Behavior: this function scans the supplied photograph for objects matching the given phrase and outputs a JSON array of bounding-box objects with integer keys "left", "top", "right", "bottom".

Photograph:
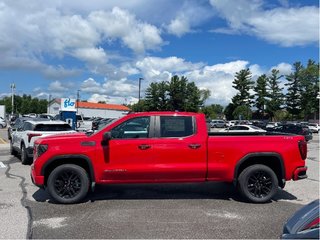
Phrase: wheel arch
[
  {"left": 41, "top": 155, "right": 96, "bottom": 190},
  {"left": 233, "top": 152, "right": 286, "bottom": 188}
]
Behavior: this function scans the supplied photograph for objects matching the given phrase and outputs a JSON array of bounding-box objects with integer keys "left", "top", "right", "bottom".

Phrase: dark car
[
  {"left": 282, "top": 199, "right": 319, "bottom": 239},
  {"left": 268, "top": 124, "right": 313, "bottom": 142}
]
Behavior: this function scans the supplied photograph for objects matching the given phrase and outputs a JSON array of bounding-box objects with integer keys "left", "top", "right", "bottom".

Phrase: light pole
[
  {"left": 138, "top": 77, "right": 143, "bottom": 102},
  {"left": 77, "top": 90, "right": 80, "bottom": 114},
  {"left": 10, "top": 83, "right": 15, "bottom": 115}
]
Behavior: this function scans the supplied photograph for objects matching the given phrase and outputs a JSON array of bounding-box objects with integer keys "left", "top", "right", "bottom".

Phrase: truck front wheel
[
  {"left": 237, "top": 164, "right": 278, "bottom": 203},
  {"left": 47, "top": 164, "right": 90, "bottom": 204}
]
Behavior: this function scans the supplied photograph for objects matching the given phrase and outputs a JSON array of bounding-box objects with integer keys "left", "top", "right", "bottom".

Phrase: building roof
[{"left": 54, "top": 99, "right": 130, "bottom": 111}]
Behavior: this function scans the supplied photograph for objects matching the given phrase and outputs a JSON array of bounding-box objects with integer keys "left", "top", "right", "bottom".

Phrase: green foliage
[
  {"left": 273, "top": 110, "right": 289, "bottom": 121},
  {"left": 233, "top": 105, "right": 252, "bottom": 120},
  {"left": 254, "top": 74, "right": 268, "bottom": 116},
  {"left": 231, "top": 68, "right": 255, "bottom": 107},
  {"left": 224, "top": 103, "right": 236, "bottom": 120},
  {"left": 285, "top": 62, "right": 303, "bottom": 119},
  {"left": 0, "top": 95, "right": 48, "bottom": 114},
  {"left": 139, "top": 75, "right": 207, "bottom": 112},
  {"left": 266, "top": 69, "right": 284, "bottom": 120},
  {"left": 201, "top": 104, "right": 224, "bottom": 119}
]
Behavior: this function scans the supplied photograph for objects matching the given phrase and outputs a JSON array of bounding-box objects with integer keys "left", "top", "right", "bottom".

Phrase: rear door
[{"left": 152, "top": 115, "right": 207, "bottom": 181}]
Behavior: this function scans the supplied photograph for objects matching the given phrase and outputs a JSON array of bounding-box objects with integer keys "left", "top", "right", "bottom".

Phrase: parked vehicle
[
  {"left": 210, "top": 119, "right": 226, "bottom": 128},
  {"left": 7, "top": 117, "right": 33, "bottom": 140},
  {"left": 281, "top": 199, "right": 319, "bottom": 239},
  {"left": 220, "top": 125, "right": 266, "bottom": 133},
  {"left": 11, "top": 120, "right": 75, "bottom": 164},
  {"left": 270, "top": 124, "right": 313, "bottom": 142},
  {"left": 308, "top": 123, "right": 319, "bottom": 133},
  {"left": 266, "top": 122, "right": 279, "bottom": 129},
  {"left": 76, "top": 114, "right": 93, "bottom": 132},
  {"left": 0, "top": 117, "right": 7, "bottom": 129},
  {"left": 226, "top": 120, "right": 237, "bottom": 127},
  {"left": 31, "top": 112, "right": 308, "bottom": 204}
]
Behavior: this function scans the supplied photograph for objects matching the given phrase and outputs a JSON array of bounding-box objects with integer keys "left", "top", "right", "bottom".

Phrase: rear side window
[
  {"left": 160, "top": 116, "right": 194, "bottom": 138},
  {"left": 34, "top": 124, "right": 72, "bottom": 131}
]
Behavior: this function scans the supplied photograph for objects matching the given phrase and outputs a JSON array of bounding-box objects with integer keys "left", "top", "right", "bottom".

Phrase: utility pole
[
  {"left": 48, "top": 94, "right": 52, "bottom": 114},
  {"left": 10, "top": 83, "right": 15, "bottom": 115},
  {"left": 138, "top": 77, "right": 143, "bottom": 102}
]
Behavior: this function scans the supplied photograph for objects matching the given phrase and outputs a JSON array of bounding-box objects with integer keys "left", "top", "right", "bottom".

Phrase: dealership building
[{"left": 48, "top": 98, "right": 130, "bottom": 118}]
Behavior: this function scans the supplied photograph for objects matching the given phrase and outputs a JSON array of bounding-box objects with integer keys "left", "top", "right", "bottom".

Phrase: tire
[
  {"left": 47, "top": 164, "right": 90, "bottom": 204},
  {"left": 237, "top": 164, "right": 278, "bottom": 203},
  {"left": 20, "top": 143, "right": 31, "bottom": 165},
  {"left": 10, "top": 140, "right": 17, "bottom": 156},
  {"left": 0, "top": 124, "right": 3, "bottom": 129}
]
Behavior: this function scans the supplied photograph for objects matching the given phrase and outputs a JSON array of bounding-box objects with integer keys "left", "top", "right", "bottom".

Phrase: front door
[{"left": 100, "top": 116, "right": 156, "bottom": 182}]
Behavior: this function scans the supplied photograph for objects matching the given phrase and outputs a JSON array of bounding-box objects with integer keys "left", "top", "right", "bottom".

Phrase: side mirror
[{"left": 102, "top": 131, "right": 112, "bottom": 146}]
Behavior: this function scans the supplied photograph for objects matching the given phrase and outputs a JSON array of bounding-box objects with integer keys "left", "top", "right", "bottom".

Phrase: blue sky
[{"left": 0, "top": 0, "right": 318, "bottom": 106}]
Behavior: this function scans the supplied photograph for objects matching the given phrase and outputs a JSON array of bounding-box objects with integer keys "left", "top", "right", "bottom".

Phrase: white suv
[
  {"left": 10, "top": 120, "right": 75, "bottom": 164},
  {"left": 0, "top": 117, "right": 7, "bottom": 129}
]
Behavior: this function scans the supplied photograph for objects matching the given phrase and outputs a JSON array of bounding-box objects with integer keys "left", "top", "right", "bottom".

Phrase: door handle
[
  {"left": 189, "top": 144, "right": 201, "bottom": 149},
  {"left": 138, "top": 144, "right": 151, "bottom": 150}
]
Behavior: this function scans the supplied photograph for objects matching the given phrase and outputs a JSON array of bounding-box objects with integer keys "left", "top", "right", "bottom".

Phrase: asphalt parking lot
[{"left": 0, "top": 128, "right": 319, "bottom": 239}]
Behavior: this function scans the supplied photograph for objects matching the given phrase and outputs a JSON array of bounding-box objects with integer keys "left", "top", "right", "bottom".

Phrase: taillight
[
  {"left": 27, "top": 133, "right": 42, "bottom": 143},
  {"left": 302, "top": 217, "right": 319, "bottom": 231},
  {"left": 298, "top": 140, "right": 307, "bottom": 160}
]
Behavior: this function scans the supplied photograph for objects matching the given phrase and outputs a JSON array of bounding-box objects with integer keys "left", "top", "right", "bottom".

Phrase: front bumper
[
  {"left": 292, "top": 166, "right": 308, "bottom": 181},
  {"left": 31, "top": 164, "right": 45, "bottom": 188}
]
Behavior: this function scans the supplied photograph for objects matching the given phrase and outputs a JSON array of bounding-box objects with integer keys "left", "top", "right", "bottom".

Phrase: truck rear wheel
[
  {"left": 238, "top": 164, "right": 278, "bottom": 203},
  {"left": 47, "top": 164, "right": 89, "bottom": 204}
]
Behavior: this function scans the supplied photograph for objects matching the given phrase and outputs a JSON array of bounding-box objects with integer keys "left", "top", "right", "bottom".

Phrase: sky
[{"left": 0, "top": 0, "right": 319, "bottom": 106}]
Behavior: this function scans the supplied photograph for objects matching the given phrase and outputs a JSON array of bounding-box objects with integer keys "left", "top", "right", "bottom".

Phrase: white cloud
[
  {"left": 210, "top": 0, "right": 319, "bottom": 47},
  {"left": 88, "top": 7, "right": 163, "bottom": 53},
  {"left": 72, "top": 47, "right": 107, "bottom": 65},
  {"left": 269, "top": 62, "right": 292, "bottom": 75},
  {"left": 81, "top": 78, "right": 107, "bottom": 94},
  {"left": 48, "top": 81, "right": 66, "bottom": 92},
  {"left": 87, "top": 93, "right": 109, "bottom": 103},
  {"left": 167, "top": 16, "right": 191, "bottom": 37}
]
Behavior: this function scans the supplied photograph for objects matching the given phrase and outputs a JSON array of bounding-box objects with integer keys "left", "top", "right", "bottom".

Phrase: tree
[
  {"left": 266, "top": 69, "right": 284, "bottom": 120},
  {"left": 299, "top": 60, "right": 319, "bottom": 120},
  {"left": 0, "top": 95, "right": 48, "bottom": 114},
  {"left": 231, "top": 69, "right": 255, "bottom": 107},
  {"left": 144, "top": 75, "right": 204, "bottom": 112},
  {"left": 201, "top": 104, "right": 224, "bottom": 119},
  {"left": 254, "top": 74, "right": 268, "bottom": 118},
  {"left": 233, "top": 105, "right": 252, "bottom": 120},
  {"left": 224, "top": 103, "right": 236, "bottom": 120},
  {"left": 285, "top": 62, "right": 303, "bottom": 119}
]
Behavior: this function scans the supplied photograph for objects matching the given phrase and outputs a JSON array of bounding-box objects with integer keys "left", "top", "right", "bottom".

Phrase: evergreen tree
[
  {"left": 254, "top": 74, "right": 268, "bottom": 117},
  {"left": 285, "top": 62, "right": 303, "bottom": 119},
  {"left": 231, "top": 69, "right": 254, "bottom": 107},
  {"left": 266, "top": 69, "right": 284, "bottom": 120},
  {"left": 300, "top": 60, "right": 319, "bottom": 120}
]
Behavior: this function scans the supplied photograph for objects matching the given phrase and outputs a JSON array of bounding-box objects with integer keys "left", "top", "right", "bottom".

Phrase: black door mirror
[{"left": 102, "top": 131, "right": 112, "bottom": 146}]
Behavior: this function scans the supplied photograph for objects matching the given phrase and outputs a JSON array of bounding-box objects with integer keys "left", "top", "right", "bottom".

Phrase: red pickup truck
[{"left": 31, "top": 112, "right": 308, "bottom": 204}]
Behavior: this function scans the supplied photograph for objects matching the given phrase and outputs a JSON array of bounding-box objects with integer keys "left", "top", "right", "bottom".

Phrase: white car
[
  {"left": 10, "top": 120, "right": 76, "bottom": 164},
  {"left": 0, "top": 117, "right": 7, "bottom": 129},
  {"left": 220, "top": 125, "right": 267, "bottom": 133},
  {"left": 308, "top": 123, "right": 319, "bottom": 133}
]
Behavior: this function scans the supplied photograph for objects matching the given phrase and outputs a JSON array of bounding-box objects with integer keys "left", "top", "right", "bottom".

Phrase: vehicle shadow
[{"left": 32, "top": 182, "right": 299, "bottom": 204}]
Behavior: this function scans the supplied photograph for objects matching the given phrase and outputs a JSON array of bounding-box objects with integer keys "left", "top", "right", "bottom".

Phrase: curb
[{"left": 0, "top": 143, "right": 10, "bottom": 150}]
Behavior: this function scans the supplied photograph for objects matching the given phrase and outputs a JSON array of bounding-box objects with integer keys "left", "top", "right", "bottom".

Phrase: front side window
[
  {"left": 160, "top": 116, "right": 194, "bottom": 138},
  {"left": 111, "top": 117, "right": 150, "bottom": 139}
]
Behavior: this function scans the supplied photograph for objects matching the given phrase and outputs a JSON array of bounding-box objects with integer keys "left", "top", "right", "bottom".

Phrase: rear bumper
[
  {"left": 31, "top": 164, "right": 45, "bottom": 188},
  {"left": 292, "top": 166, "right": 308, "bottom": 181}
]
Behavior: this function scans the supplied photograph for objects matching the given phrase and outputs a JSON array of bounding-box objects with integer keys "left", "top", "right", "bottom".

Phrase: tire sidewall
[
  {"left": 21, "top": 143, "right": 29, "bottom": 165},
  {"left": 238, "top": 164, "right": 278, "bottom": 203},
  {"left": 47, "top": 164, "right": 90, "bottom": 204}
]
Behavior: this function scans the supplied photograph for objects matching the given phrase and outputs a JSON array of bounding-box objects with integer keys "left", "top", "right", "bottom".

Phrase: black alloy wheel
[
  {"left": 238, "top": 164, "right": 278, "bottom": 203},
  {"left": 47, "top": 164, "right": 89, "bottom": 204}
]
